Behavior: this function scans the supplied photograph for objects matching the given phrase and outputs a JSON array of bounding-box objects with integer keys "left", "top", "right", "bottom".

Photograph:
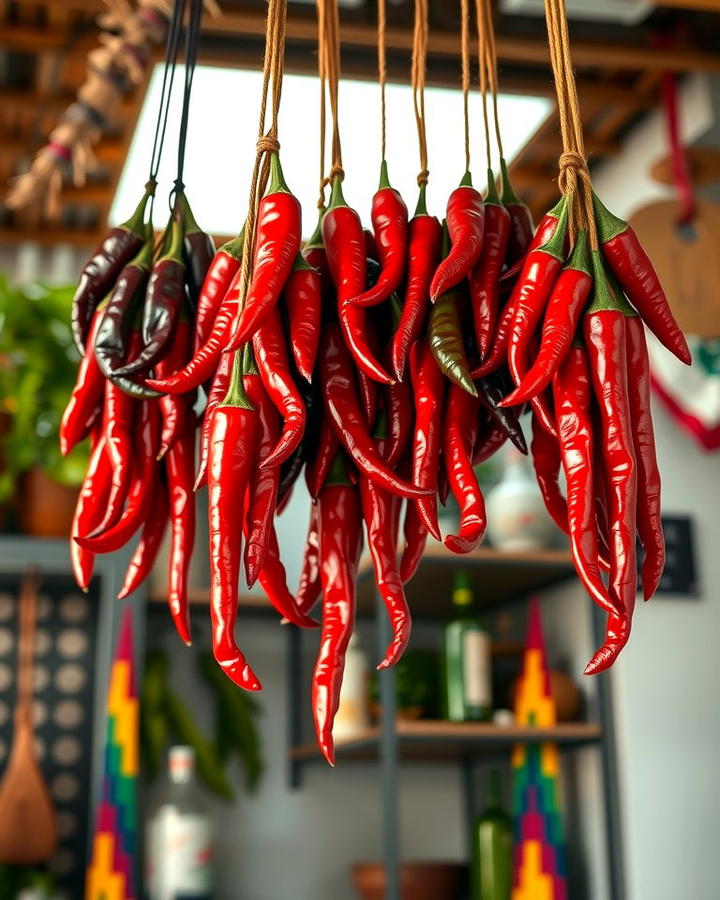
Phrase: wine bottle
[{"left": 471, "top": 770, "right": 513, "bottom": 900}]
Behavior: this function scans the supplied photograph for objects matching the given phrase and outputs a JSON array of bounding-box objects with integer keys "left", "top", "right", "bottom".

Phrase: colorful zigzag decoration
[
  {"left": 511, "top": 597, "right": 568, "bottom": 900},
  {"left": 85, "top": 606, "right": 139, "bottom": 900}
]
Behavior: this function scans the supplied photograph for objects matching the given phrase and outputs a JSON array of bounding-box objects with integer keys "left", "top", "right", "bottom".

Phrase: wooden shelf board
[
  {"left": 357, "top": 545, "right": 576, "bottom": 618},
  {"left": 290, "top": 720, "right": 602, "bottom": 763}
]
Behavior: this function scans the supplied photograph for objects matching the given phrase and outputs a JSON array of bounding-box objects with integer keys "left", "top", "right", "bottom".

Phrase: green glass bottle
[
  {"left": 442, "top": 571, "right": 492, "bottom": 722},
  {"left": 471, "top": 770, "right": 513, "bottom": 900}
]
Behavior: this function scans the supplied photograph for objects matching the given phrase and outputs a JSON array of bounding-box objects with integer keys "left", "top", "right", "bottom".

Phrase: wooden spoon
[{"left": 0, "top": 570, "right": 57, "bottom": 864}]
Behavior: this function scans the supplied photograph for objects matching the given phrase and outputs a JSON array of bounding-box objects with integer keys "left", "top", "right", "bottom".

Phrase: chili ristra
[{"left": 430, "top": 173, "right": 485, "bottom": 300}]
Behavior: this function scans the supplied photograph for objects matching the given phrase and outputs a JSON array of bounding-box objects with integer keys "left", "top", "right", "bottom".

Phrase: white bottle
[
  {"left": 145, "top": 746, "right": 214, "bottom": 900},
  {"left": 333, "top": 633, "right": 370, "bottom": 740}
]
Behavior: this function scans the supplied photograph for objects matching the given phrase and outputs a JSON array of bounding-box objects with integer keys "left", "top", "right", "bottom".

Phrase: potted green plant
[{"left": 0, "top": 273, "right": 89, "bottom": 536}]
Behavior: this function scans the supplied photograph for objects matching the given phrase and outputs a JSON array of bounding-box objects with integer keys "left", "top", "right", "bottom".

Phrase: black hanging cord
[{"left": 173, "top": 0, "right": 203, "bottom": 203}]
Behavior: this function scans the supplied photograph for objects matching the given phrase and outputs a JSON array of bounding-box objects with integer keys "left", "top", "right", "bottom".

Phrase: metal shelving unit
[{"left": 286, "top": 547, "right": 625, "bottom": 900}]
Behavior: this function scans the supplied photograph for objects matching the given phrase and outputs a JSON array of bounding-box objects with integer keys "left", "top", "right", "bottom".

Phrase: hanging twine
[
  {"left": 324, "top": 0, "right": 344, "bottom": 183},
  {"left": 544, "top": 0, "right": 596, "bottom": 245},
  {"left": 411, "top": 0, "right": 430, "bottom": 186},
  {"left": 474, "top": 0, "right": 492, "bottom": 171},
  {"left": 315, "top": 0, "right": 328, "bottom": 209},
  {"left": 460, "top": 0, "right": 471, "bottom": 176},
  {"left": 378, "top": 0, "right": 387, "bottom": 162},
  {"left": 479, "top": 0, "right": 504, "bottom": 162}
]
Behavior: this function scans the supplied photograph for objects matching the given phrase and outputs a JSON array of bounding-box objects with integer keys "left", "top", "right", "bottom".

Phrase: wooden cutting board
[{"left": 629, "top": 199, "right": 720, "bottom": 339}]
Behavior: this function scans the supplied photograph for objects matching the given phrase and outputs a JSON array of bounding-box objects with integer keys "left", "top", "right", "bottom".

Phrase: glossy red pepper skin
[
  {"left": 502, "top": 232, "right": 592, "bottom": 407},
  {"left": 593, "top": 193, "right": 691, "bottom": 365},
  {"left": 165, "top": 410, "right": 197, "bottom": 646},
  {"left": 253, "top": 305, "right": 307, "bottom": 468},
  {"left": 349, "top": 167, "right": 408, "bottom": 307},
  {"left": 471, "top": 293, "right": 517, "bottom": 378},
  {"left": 530, "top": 414, "right": 568, "bottom": 534},
  {"left": 305, "top": 416, "right": 340, "bottom": 500},
  {"left": 469, "top": 201, "right": 511, "bottom": 360},
  {"left": 194, "top": 352, "right": 231, "bottom": 491},
  {"left": 296, "top": 502, "right": 322, "bottom": 616},
  {"left": 70, "top": 434, "right": 113, "bottom": 591},
  {"left": 60, "top": 307, "right": 105, "bottom": 456},
  {"left": 243, "top": 372, "right": 281, "bottom": 587},
  {"left": 193, "top": 235, "right": 243, "bottom": 351},
  {"left": 443, "top": 385, "right": 486, "bottom": 554},
  {"left": 500, "top": 200, "right": 564, "bottom": 288},
  {"left": 229, "top": 159, "right": 302, "bottom": 350},
  {"left": 283, "top": 257, "right": 322, "bottom": 382},
  {"left": 383, "top": 373, "right": 413, "bottom": 469},
  {"left": 319, "top": 325, "right": 429, "bottom": 500},
  {"left": 409, "top": 340, "right": 445, "bottom": 541},
  {"left": 430, "top": 182, "right": 485, "bottom": 300},
  {"left": 207, "top": 400, "right": 262, "bottom": 691},
  {"left": 625, "top": 317, "right": 664, "bottom": 601},
  {"left": 553, "top": 345, "right": 618, "bottom": 619},
  {"left": 312, "top": 479, "right": 363, "bottom": 765},
  {"left": 391, "top": 211, "right": 442, "bottom": 380},
  {"left": 302, "top": 241, "right": 334, "bottom": 301},
  {"left": 255, "top": 524, "right": 318, "bottom": 628},
  {"left": 505, "top": 201, "right": 535, "bottom": 265},
  {"left": 76, "top": 400, "right": 161, "bottom": 553},
  {"left": 155, "top": 318, "right": 194, "bottom": 458},
  {"left": 583, "top": 309, "right": 638, "bottom": 674},
  {"left": 360, "top": 473, "right": 411, "bottom": 669},
  {"left": 472, "top": 416, "right": 507, "bottom": 465},
  {"left": 400, "top": 498, "right": 428, "bottom": 584},
  {"left": 117, "top": 478, "right": 169, "bottom": 600}
]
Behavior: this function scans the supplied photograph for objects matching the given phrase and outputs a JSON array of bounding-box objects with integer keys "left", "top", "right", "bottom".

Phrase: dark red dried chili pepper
[
  {"left": 72, "top": 189, "right": 150, "bottom": 353},
  {"left": 409, "top": 339, "right": 444, "bottom": 541},
  {"left": 430, "top": 173, "right": 485, "bottom": 300},
  {"left": 469, "top": 177, "right": 511, "bottom": 360},
  {"left": 207, "top": 353, "right": 261, "bottom": 691},
  {"left": 165, "top": 409, "right": 197, "bottom": 646},
  {"left": 391, "top": 190, "right": 442, "bottom": 380},
  {"left": 349, "top": 162, "right": 408, "bottom": 307},
  {"left": 552, "top": 343, "right": 618, "bottom": 619},
  {"left": 193, "top": 232, "right": 244, "bottom": 351},
  {"left": 253, "top": 305, "right": 306, "bottom": 468},
  {"left": 312, "top": 456, "right": 363, "bottom": 765},
  {"left": 228, "top": 155, "right": 302, "bottom": 350},
  {"left": 283, "top": 254, "right": 321, "bottom": 382},
  {"left": 500, "top": 160, "right": 534, "bottom": 265},
  {"left": 472, "top": 414, "right": 508, "bottom": 465},
  {"left": 180, "top": 192, "right": 215, "bottom": 307},
  {"left": 477, "top": 369, "right": 528, "bottom": 455},
  {"left": 502, "top": 229, "right": 592, "bottom": 406},
  {"left": 360, "top": 471, "right": 410, "bottom": 669},
  {"left": 60, "top": 306, "right": 105, "bottom": 456},
  {"left": 593, "top": 192, "right": 691, "bottom": 365},
  {"left": 443, "top": 385, "right": 486, "bottom": 554},
  {"left": 319, "top": 325, "right": 429, "bottom": 500},
  {"left": 625, "top": 316, "right": 665, "bottom": 601},
  {"left": 117, "top": 477, "right": 169, "bottom": 600}
]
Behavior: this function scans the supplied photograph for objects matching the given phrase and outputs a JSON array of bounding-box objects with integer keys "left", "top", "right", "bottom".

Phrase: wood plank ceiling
[{"left": 1, "top": 0, "right": 719, "bottom": 247}]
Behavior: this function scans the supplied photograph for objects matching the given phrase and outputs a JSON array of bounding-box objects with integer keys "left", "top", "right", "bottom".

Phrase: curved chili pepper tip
[{"left": 221, "top": 662, "right": 263, "bottom": 692}]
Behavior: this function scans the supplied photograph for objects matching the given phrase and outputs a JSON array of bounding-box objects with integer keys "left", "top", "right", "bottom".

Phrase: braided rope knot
[
  {"left": 329, "top": 164, "right": 345, "bottom": 183},
  {"left": 417, "top": 168, "right": 429, "bottom": 187},
  {"left": 257, "top": 135, "right": 280, "bottom": 155},
  {"left": 558, "top": 150, "right": 591, "bottom": 196}
]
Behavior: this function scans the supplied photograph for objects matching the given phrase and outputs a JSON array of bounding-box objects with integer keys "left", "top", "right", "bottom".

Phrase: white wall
[{"left": 591, "top": 74, "right": 720, "bottom": 900}]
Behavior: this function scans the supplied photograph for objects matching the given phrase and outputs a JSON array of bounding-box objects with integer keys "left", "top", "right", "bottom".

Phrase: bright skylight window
[{"left": 110, "top": 66, "right": 552, "bottom": 236}]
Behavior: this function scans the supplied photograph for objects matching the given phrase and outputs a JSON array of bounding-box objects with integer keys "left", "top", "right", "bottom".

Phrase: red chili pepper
[
  {"left": 348, "top": 162, "right": 408, "bottom": 307},
  {"left": 356, "top": 317, "right": 382, "bottom": 426},
  {"left": 399, "top": 498, "right": 428, "bottom": 584},
  {"left": 283, "top": 255, "right": 321, "bottom": 382},
  {"left": 382, "top": 371, "right": 413, "bottom": 470},
  {"left": 296, "top": 502, "right": 321, "bottom": 616},
  {"left": 499, "top": 196, "right": 566, "bottom": 288},
  {"left": 500, "top": 161, "right": 534, "bottom": 265},
  {"left": 165, "top": 409, "right": 197, "bottom": 646},
  {"left": 70, "top": 433, "right": 112, "bottom": 591},
  {"left": 472, "top": 415, "right": 508, "bottom": 465},
  {"left": 552, "top": 344, "right": 618, "bottom": 619},
  {"left": 154, "top": 317, "right": 194, "bottom": 458},
  {"left": 60, "top": 306, "right": 106, "bottom": 456},
  {"left": 529, "top": 414, "right": 568, "bottom": 535},
  {"left": 252, "top": 306, "right": 306, "bottom": 468},
  {"left": 430, "top": 174, "right": 485, "bottom": 300},
  {"left": 117, "top": 477, "right": 169, "bottom": 600},
  {"left": 251, "top": 519, "right": 318, "bottom": 628},
  {"left": 468, "top": 180, "right": 511, "bottom": 360},
  {"left": 502, "top": 230, "right": 592, "bottom": 407},
  {"left": 305, "top": 415, "right": 340, "bottom": 501},
  {"left": 227, "top": 156, "right": 302, "bottom": 350},
  {"left": 360, "top": 471, "right": 411, "bottom": 669},
  {"left": 470, "top": 293, "right": 517, "bottom": 378},
  {"left": 193, "top": 233, "right": 244, "bottom": 351},
  {"left": 312, "top": 458, "right": 363, "bottom": 765},
  {"left": 409, "top": 340, "right": 445, "bottom": 541},
  {"left": 593, "top": 192, "right": 691, "bottom": 365},
  {"left": 302, "top": 218, "right": 334, "bottom": 300},
  {"left": 443, "top": 384, "right": 486, "bottom": 553},
  {"left": 243, "top": 370, "right": 281, "bottom": 586},
  {"left": 320, "top": 325, "right": 429, "bottom": 500},
  {"left": 207, "top": 354, "right": 261, "bottom": 691},
  {"left": 194, "top": 352, "right": 231, "bottom": 491},
  {"left": 390, "top": 192, "right": 442, "bottom": 380},
  {"left": 76, "top": 400, "right": 161, "bottom": 554},
  {"left": 625, "top": 317, "right": 665, "bottom": 600}
]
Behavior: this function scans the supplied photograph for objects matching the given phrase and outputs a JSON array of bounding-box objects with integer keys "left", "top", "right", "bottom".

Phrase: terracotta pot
[
  {"left": 351, "top": 862, "right": 463, "bottom": 900},
  {"left": 18, "top": 469, "right": 78, "bottom": 538}
]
